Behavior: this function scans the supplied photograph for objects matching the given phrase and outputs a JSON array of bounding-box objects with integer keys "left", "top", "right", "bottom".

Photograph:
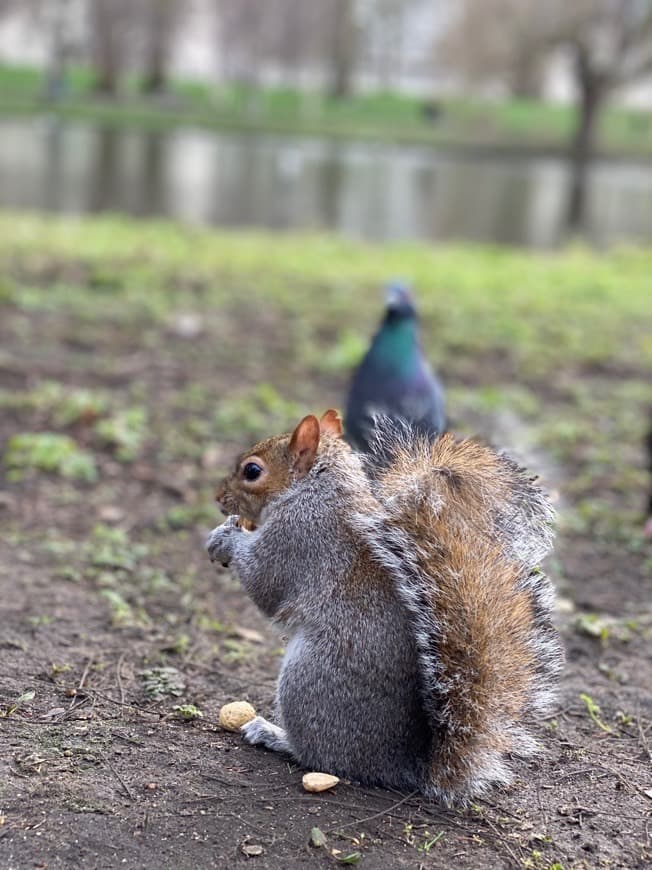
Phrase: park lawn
[
  {"left": 0, "top": 211, "right": 650, "bottom": 868},
  {"left": 2, "top": 62, "right": 652, "bottom": 157}
]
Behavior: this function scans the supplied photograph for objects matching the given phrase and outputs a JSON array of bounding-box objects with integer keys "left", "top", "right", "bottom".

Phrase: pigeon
[
  {"left": 345, "top": 282, "right": 446, "bottom": 454},
  {"left": 644, "top": 418, "right": 652, "bottom": 538}
]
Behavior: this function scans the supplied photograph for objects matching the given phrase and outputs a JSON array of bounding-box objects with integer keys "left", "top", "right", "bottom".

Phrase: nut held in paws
[
  {"left": 302, "top": 772, "right": 340, "bottom": 792},
  {"left": 218, "top": 701, "right": 257, "bottom": 732}
]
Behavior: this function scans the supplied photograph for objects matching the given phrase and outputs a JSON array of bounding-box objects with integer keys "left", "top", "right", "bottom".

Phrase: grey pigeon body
[
  {"left": 345, "top": 283, "right": 446, "bottom": 453},
  {"left": 645, "top": 417, "right": 652, "bottom": 537}
]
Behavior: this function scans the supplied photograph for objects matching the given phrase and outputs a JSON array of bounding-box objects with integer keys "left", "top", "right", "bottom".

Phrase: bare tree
[
  {"left": 141, "top": 0, "right": 179, "bottom": 94},
  {"left": 556, "top": 1, "right": 652, "bottom": 162},
  {"left": 215, "top": 0, "right": 265, "bottom": 87},
  {"left": 88, "top": 0, "right": 134, "bottom": 95},
  {"left": 329, "top": 0, "right": 358, "bottom": 98},
  {"left": 44, "top": 0, "right": 73, "bottom": 101},
  {"left": 437, "top": 0, "right": 549, "bottom": 99},
  {"left": 439, "top": 0, "right": 652, "bottom": 162}
]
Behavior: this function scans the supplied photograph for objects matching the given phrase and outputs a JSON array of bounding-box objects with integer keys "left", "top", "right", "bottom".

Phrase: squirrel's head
[{"left": 215, "top": 409, "right": 344, "bottom": 527}]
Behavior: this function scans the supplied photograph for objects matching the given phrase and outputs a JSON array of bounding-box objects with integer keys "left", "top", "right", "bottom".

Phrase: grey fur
[{"left": 241, "top": 716, "right": 292, "bottom": 753}]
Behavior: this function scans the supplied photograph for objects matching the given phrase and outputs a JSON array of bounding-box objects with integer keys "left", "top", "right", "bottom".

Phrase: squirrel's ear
[
  {"left": 319, "top": 409, "right": 343, "bottom": 438},
  {"left": 289, "top": 415, "right": 321, "bottom": 479}
]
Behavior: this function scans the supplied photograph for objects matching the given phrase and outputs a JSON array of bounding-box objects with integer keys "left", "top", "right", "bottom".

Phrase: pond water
[{"left": 1, "top": 116, "right": 652, "bottom": 248}]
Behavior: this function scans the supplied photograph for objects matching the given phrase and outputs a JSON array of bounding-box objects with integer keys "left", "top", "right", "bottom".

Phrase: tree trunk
[
  {"left": 566, "top": 54, "right": 607, "bottom": 232},
  {"left": 571, "top": 61, "right": 605, "bottom": 164},
  {"left": 329, "top": 0, "right": 356, "bottom": 99},
  {"left": 511, "top": 49, "right": 542, "bottom": 100},
  {"left": 142, "top": 0, "right": 176, "bottom": 95},
  {"left": 90, "top": 0, "right": 120, "bottom": 96}
]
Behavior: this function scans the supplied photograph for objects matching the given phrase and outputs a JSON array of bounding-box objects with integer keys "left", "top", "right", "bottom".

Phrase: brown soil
[{"left": 1, "top": 300, "right": 651, "bottom": 870}]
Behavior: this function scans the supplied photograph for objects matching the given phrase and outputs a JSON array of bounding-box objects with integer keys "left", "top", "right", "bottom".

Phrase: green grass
[
  {"left": 1, "top": 62, "right": 652, "bottom": 156},
  {"left": 1, "top": 210, "right": 650, "bottom": 542},
  {"left": 1, "top": 210, "right": 650, "bottom": 376}
]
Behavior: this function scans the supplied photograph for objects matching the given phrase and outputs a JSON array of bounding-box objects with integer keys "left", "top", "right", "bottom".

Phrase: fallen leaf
[
  {"left": 241, "top": 843, "right": 264, "bottom": 857},
  {"left": 335, "top": 852, "right": 361, "bottom": 864},
  {"left": 310, "top": 827, "right": 328, "bottom": 848},
  {"left": 230, "top": 626, "right": 265, "bottom": 644}
]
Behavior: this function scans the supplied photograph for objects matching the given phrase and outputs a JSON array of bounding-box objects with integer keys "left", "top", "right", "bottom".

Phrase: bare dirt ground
[{"left": 1, "top": 266, "right": 651, "bottom": 869}]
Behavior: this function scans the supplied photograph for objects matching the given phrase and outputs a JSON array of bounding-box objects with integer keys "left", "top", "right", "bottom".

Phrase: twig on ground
[
  {"left": 69, "top": 657, "right": 93, "bottom": 710},
  {"left": 116, "top": 651, "right": 126, "bottom": 707},
  {"left": 89, "top": 689, "right": 161, "bottom": 717},
  {"left": 99, "top": 751, "right": 135, "bottom": 801},
  {"left": 329, "top": 790, "right": 419, "bottom": 832},
  {"left": 482, "top": 815, "right": 525, "bottom": 867}
]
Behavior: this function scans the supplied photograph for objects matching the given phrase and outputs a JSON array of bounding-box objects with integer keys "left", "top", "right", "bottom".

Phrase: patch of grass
[
  {"left": 140, "top": 666, "right": 186, "bottom": 700},
  {"left": 4, "top": 432, "right": 97, "bottom": 482},
  {"left": 95, "top": 406, "right": 148, "bottom": 461},
  {"left": 0, "top": 689, "right": 35, "bottom": 717},
  {"left": 172, "top": 704, "right": 204, "bottom": 720},
  {"left": 1, "top": 212, "right": 650, "bottom": 383},
  {"left": 579, "top": 693, "right": 614, "bottom": 734},
  {"left": 99, "top": 588, "right": 147, "bottom": 629},
  {"left": 215, "top": 384, "right": 303, "bottom": 440},
  {"left": 163, "top": 501, "right": 217, "bottom": 531},
  {"left": 1, "top": 63, "right": 652, "bottom": 157},
  {"left": 0, "top": 381, "right": 109, "bottom": 425},
  {"left": 1, "top": 211, "right": 651, "bottom": 549}
]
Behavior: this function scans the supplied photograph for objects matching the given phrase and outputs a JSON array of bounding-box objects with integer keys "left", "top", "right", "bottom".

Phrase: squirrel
[{"left": 207, "top": 409, "right": 563, "bottom": 804}]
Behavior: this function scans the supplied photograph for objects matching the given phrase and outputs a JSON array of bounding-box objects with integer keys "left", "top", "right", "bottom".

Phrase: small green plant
[
  {"left": 29, "top": 381, "right": 109, "bottom": 426},
  {"left": 53, "top": 387, "right": 109, "bottom": 426},
  {"left": 95, "top": 407, "right": 147, "bottom": 461},
  {"left": 0, "top": 689, "right": 35, "bottom": 717},
  {"left": 222, "top": 638, "right": 252, "bottom": 664},
  {"left": 99, "top": 588, "right": 148, "bottom": 628},
  {"left": 172, "top": 704, "right": 204, "bottom": 720},
  {"left": 580, "top": 692, "right": 613, "bottom": 734},
  {"left": 4, "top": 432, "right": 97, "bottom": 481},
  {"left": 89, "top": 525, "right": 144, "bottom": 572},
  {"left": 140, "top": 666, "right": 186, "bottom": 700},
  {"left": 310, "top": 827, "right": 328, "bottom": 848},
  {"left": 418, "top": 831, "right": 444, "bottom": 852},
  {"left": 335, "top": 853, "right": 361, "bottom": 865},
  {"left": 575, "top": 613, "right": 610, "bottom": 642}
]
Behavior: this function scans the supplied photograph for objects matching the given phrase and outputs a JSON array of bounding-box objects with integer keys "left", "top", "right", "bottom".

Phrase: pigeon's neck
[{"left": 374, "top": 316, "right": 420, "bottom": 378}]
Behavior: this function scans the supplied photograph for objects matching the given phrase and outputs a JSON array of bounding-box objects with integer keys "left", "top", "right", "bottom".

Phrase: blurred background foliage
[
  {"left": 1, "top": 1, "right": 652, "bottom": 244},
  {"left": 0, "top": 2, "right": 651, "bottom": 540}
]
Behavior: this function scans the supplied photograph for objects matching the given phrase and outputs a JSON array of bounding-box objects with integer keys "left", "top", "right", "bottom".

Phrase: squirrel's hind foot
[{"left": 241, "top": 716, "right": 291, "bottom": 754}]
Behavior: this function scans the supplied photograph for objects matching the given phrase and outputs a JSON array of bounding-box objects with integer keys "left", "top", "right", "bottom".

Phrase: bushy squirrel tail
[{"left": 361, "top": 424, "right": 563, "bottom": 804}]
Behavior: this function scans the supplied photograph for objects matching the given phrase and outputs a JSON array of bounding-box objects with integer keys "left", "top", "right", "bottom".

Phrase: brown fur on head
[{"left": 215, "top": 409, "right": 344, "bottom": 527}]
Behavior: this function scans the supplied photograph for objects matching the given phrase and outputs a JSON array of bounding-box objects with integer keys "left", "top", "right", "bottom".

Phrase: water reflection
[{"left": 1, "top": 116, "right": 652, "bottom": 248}]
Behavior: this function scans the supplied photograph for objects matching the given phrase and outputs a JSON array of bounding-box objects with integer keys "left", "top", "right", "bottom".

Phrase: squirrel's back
[{"left": 359, "top": 425, "right": 563, "bottom": 803}]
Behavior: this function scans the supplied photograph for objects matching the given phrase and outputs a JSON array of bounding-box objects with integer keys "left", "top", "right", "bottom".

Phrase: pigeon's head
[{"left": 385, "top": 282, "right": 417, "bottom": 322}]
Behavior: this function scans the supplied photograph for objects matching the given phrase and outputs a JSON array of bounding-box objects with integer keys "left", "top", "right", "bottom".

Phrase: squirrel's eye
[{"left": 242, "top": 462, "right": 262, "bottom": 481}]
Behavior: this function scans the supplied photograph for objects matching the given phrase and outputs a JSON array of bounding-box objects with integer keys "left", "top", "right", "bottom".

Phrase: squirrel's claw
[{"left": 206, "top": 515, "right": 241, "bottom": 566}]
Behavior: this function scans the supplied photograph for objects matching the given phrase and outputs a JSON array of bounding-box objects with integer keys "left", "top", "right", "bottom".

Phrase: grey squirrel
[{"left": 207, "top": 409, "right": 563, "bottom": 804}]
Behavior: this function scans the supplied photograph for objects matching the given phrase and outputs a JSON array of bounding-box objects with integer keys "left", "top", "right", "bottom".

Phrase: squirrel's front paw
[{"left": 206, "top": 515, "right": 241, "bottom": 567}]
